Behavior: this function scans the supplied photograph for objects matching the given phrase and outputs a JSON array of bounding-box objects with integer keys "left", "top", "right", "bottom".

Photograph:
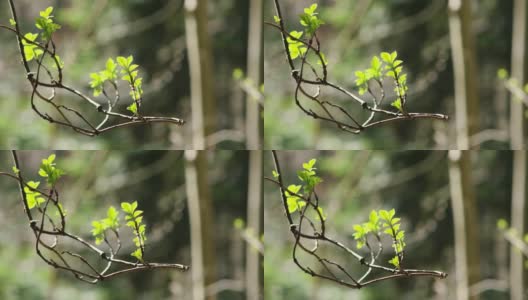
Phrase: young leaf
[
  {"left": 380, "top": 52, "right": 391, "bottom": 63},
  {"left": 40, "top": 7, "right": 53, "bottom": 18},
  {"left": 391, "top": 99, "right": 403, "bottom": 112},
  {"left": 389, "top": 256, "right": 400, "bottom": 268},
  {"left": 127, "top": 103, "right": 138, "bottom": 115}
]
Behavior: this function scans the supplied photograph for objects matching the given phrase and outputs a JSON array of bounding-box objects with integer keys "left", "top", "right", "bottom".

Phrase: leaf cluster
[
  {"left": 352, "top": 209, "right": 406, "bottom": 268},
  {"left": 20, "top": 7, "right": 63, "bottom": 66},
  {"left": 20, "top": 154, "right": 65, "bottom": 214},
  {"left": 35, "top": 6, "right": 61, "bottom": 41},
  {"left": 122, "top": 201, "right": 147, "bottom": 261},
  {"left": 280, "top": 159, "right": 325, "bottom": 221},
  {"left": 118, "top": 56, "right": 143, "bottom": 115},
  {"left": 91, "top": 206, "right": 120, "bottom": 245},
  {"left": 355, "top": 51, "right": 408, "bottom": 112},
  {"left": 89, "top": 56, "right": 143, "bottom": 115},
  {"left": 299, "top": 4, "right": 324, "bottom": 36},
  {"left": 281, "top": 4, "right": 327, "bottom": 66},
  {"left": 38, "top": 154, "right": 65, "bottom": 186},
  {"left": 91, "top": 201, "right": 147, "bottom": 261}
]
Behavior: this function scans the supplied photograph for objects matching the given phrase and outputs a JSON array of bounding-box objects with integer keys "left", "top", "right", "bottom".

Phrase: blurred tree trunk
[
  {"left": 448, "top": 150, "right": 480, "bottom": 300},
  {"left": 246, "top": 150, "right": 263, "bottom": 299},
  {"left": 185, "top": 150, "right": 216, "bottom": 300},
  {"left": 448, "top": 0, "right": 479, "bottom": 149},
  {"left": 185, "top": 0, "right": 216, "bottom": 149},
  {"left": 510, "top": 1, "right": 526, "bottom": 298},
  {"left": 510, "top": 0, "right": 526, "bottom": 150},
  {"left": 246, "top": 0, "right": 263, "bottom": 149},
  {"left": 510, "top": 151, "right": 526, "bottom": 300}
]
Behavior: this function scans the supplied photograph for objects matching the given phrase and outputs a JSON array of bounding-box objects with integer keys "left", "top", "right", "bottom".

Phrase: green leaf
[
  {"left": 116, "top": 56, "right": 128, "bottom": 68},
  {"left": 91, "top": 220, "right": 106, "bottom": 245},
  {"left": 273, "top": 15, "right": 281, "bottom": 23},
  {"left": 371, "top": 56, "right": 381, "bottom": 71},
  {"left": 25, "top": 181, "right": 45, "bottom": 209},
  {"left": 388, "top": 209, "right": 396, "bottom": 219},
  {"left": 23, "top": 33, "right": 39, "bottom": 43},
  {"left": 305, "top": 4, "right": 318, "bottom": 15},
  {"left": 390, "top": 51, "right": 397, "bottom": 62},
  {"left": 38, "top": 154, "right": 65, "bottom": 186},
  {"left": 315, "top": 206, "right": 326, "bottom": 221},
  {"left": 40, "top": 7, "right": 53, "bottom": 18},
  {"left": 389, "top": 256, "right": 400, "bottom": 268},
  {"left": 391, "top": 99, "right": 403, "bottom": 112},
  {"left": 286, "top": 197, "right": 299, "bottom": 213},
  {"left": 272, "top": 170, "right": 279, "bottom": 179},
  {"left": 379, "top": 210, "right": 390, "bottom": 220},
  {"left": 12, "top": 166, "right": 20, "bottom": 174},
  {"left": 131, "top": 248, "right": 143, "bottom": 261},
  {"left": 380, "top": 52, "right": 391, "bottom": 63},
  {"left": 285, "top": 185, "right": 302, "bottom": 197},
  {"left": 9, "top": 18, "right": 16, "bottom": 26},
  {"left": 303, "top": 158, "right": 316, "bottom": 171},
  {"left": 317, "top": 52, "right": 328, "bottom": 66},
  {"left": 127, "top": 102, "right": 138, "bottom": 115},
  {"left": 121, "top": 202, "right": 132, "bottom": 213},
  {"left": 105, "top": 58, "right": 117, "bottom": 80},
  {"left": 52, "top": 54, "right": 64, "bottom": 69}
]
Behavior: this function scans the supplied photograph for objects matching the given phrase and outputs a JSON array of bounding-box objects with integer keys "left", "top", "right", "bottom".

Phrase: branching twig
[
  {"left": 1, "top": 151, "right": 189, "bottom": 284},
  {"left": 268, "top": 0, "right": 448, "bottom": 134},
  {"left": 266, "top": 151, "right": 447, "bottom": 289},
  {"left": 1, "top": 1, "right": 184, "bottom": 137}
]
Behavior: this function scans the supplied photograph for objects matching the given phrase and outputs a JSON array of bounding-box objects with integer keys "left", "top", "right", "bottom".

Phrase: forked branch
[
  {"left": 265, "top": 150, "right": 446, "bottom": 288},
  {"left": 0, "top": 151, "right": 189, "bottom": 284},
  {"left": 0, "top": 1, "right": 184, "bottom": 137},
  {"left": 268, "top": 1, "right": 448, "bottom": 134}
]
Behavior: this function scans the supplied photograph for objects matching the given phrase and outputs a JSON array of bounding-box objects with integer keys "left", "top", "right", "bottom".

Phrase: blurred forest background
[
  {"left": 264, "top": 150, "right": 526, "bottom": 300},
  {"left": 264, "top": 0, "right": 527, "bottom": 150},
  {"left": 0, "top": 0, "right": 263, "bottom": 149},
  {"left": 0, "top": 150, "right": 263, "bottom": 300}
]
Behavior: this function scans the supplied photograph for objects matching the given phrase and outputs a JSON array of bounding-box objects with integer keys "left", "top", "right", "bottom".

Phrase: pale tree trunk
[
  {"left": 510, "top": 151, "right": 526, "bottom": 300},
  {"left": 246, "top": 150, "right": 263, "bottom": 300},
  {"left": 185, "top": 150, "right": 216, "bottom": 300},
  {"left": 510, "top": 0, "right": 526, "bottom": 150},
  {"left": 246, "top": 0, "right": 263, "bottom": 149},
  {"left": 448, "top": 0, "right": 479, "bottom": 149},
  {"left": 510, "top": 1, "right": 526, "bottom": 298},
  {"left": 448, "top": 150, "right": 480, "bottom": 300},
  {"left": 447, "top": 3, "right": 481, "bottom": 297},
  {"left": 185, "top": 0, "right": 216, "bottom": 149}
]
